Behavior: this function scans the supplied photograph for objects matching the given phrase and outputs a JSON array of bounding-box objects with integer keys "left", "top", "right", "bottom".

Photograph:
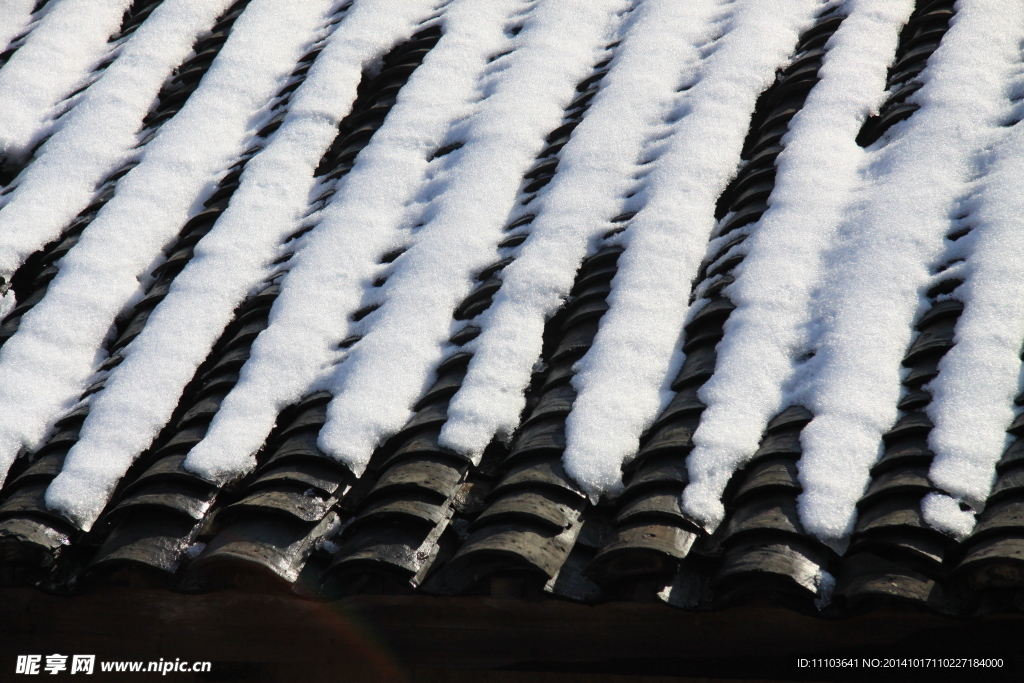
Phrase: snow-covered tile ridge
[
  {"left": 48, "top": 0, "right": 446, "bottom": 526},
  {"left": 284, "top": 0, "right": 445, "bottom": 132},
  {"left": 562, "top": 0, "right": 825, "bottom": 501},
  {"left": 317, "top": 0, "right": 630, "bottom": 478},
  {"left": 0, "top": 0, "right": 331, "bottom": 508},
  {"left": 0, "top": 0, "right": 234, "bottom": 283},
  {"left": 184, "top": 0, "right": 530, "bottom": 485},
  {"left": 43, "top": 3, "right": 376, "bottom": 530},
  {"left": 680, "top": 0, "right": 915, "bottom": 528},
  {"left": 0, "top": 0, "right": 39, "bottom": 62},
  {"left": 925, "top": 111, "right": 1024, "bottom": 535},
  {"left": 438, "top": 0, "right": 729, "bottom": 463},
  {"left": 0, "top": 0, "right": 134, "bottom": 162},
  {"left": 794, "top": 0, "right": 1024, "bottom": 543}
]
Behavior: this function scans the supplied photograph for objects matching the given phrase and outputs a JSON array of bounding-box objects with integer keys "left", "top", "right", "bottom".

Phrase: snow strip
[
  {"left": 184, "top": 0, "right": 540, "bottom": 484},
  {"left": 438, "top": 0, "right": 729, "bottom": 460},
  {"left": 921, "top": 490, "right": 977, "bottom": 539},
  {"left": 0, "top": 0, "right": 133, "bottom": 160},
  {"left": 679, "top": 0, "right": 914, "bottom": 527},
  {"left": 318, "top": 0, "right": 630, "bottom": 477},
  {"left": 561, "top": 0, "right": 825, "bottom": 500},
  {"left": 794, "top": 0, "right": 1023, "bottom": 542},
  {"left": 0, "top": 0, "right": 332, "bottom": 493},
  {"left": 925, "top": 110, "right": 1024, "bottom": 531},
  {"left": 47, "top": 0, "right": 444, "bottom": 525},
  {"left": 0, "top": 0, "right": 37, "bottom": 58},
  {"left": 0, "top": 0, "right": 235, "bottom": 281}
]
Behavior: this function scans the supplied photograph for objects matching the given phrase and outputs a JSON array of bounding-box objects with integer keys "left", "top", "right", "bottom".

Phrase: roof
[{"left": 1, "top": 0, "right": 1024, "bottom": 653}]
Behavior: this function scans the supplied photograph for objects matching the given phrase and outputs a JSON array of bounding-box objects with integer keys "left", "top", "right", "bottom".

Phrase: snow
[
  {"left": 924, "top": 91, "right": 1024, "bottom": 530},
  {"left": 187, "top": 0, "right": 626, "bottom": 483},
  {"left": 184, "top": 0, "right": 525, "bottom": 484},
  {"left": 0, "top": 0, "right": 37, "bottom": 60},
  {"left": 0, "top": 0, "right": 133, "bottom": 162},
  {"left": 48, "top": 0, "right": 445, "bottom": 524},
  {"left": 0, "top": 288, "right": 13, "bottom": 319},
  {"left": 0, "top": 0, "right": 235, "bottom": 282},
  {"left": 438, "top": 0, "right": 730, "bottom": 462},
  {"left": 0, "top": 0, "right": 338, "bottom": 517},
  {"left": 679, "top": 0, "right": 914, "bottom": 528},
  {"left": 318, "top": 0, "right": 631, "bottom": 477},
  {"left": 0, "top": 0, "right": 1022, "bottom": 547},
  {"left": 562, "top": 0, "right": 825, "bottom": 501},
  {"left": 793, "top": 0, "right": 1023, "bottom": 542},
  {"left": 921, "top": 491, "right": 976, "bottom": 540}
]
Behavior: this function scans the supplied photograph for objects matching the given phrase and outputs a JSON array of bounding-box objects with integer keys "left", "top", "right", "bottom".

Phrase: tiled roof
[{"left": 1, "top": 0, "right": 1024, "bottom": 627}]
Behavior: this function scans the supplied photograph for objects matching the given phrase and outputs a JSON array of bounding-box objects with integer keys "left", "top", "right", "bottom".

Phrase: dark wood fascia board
[{"left": 0, "top": 589, "right": 1022, "bottom": 681}]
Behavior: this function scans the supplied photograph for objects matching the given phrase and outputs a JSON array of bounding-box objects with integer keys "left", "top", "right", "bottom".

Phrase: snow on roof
[
  {"left": 674, "top": 0, "right": 915, "bottom": 538},
  {"left": 0, "top": 0, "right": 233, "bottom": 283},
  {"left": 565, "top": 0, "right": 823, "bottom": 504},
  {"left": 0, "top": 0, "right": 1023, "bottom": 611},
  {"left": 48, "top": 0, "right": 440, "bottom": 529},
  {"left": 0, "top": 0, "right": 133, "bottom": 164}
]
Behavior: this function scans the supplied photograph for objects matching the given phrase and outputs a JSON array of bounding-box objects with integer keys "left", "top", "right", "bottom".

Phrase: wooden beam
[{"left": 0, "top": 588, "right": 1021, "bottom": 681}]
